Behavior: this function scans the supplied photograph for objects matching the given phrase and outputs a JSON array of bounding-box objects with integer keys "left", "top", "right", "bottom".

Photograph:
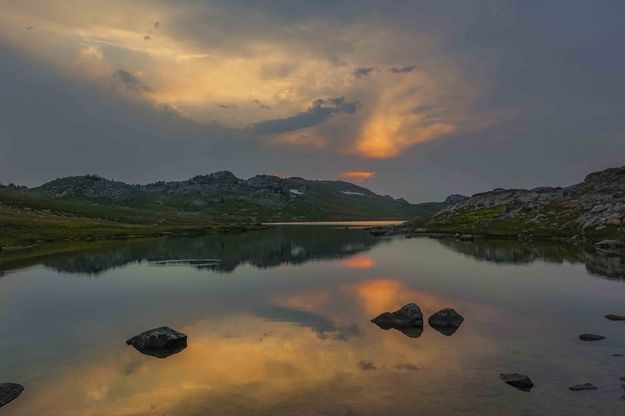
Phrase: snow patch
[
  {"left": 341, "top": 191, "right": 364, "bottom": 196},
  {"left": 289, "top": 189, "right": 304, "bottom": 195}
]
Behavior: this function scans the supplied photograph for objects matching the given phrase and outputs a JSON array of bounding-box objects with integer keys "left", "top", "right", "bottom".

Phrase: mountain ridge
[{"left": 16, "top": 171, "right": 443, "bottom": 222}]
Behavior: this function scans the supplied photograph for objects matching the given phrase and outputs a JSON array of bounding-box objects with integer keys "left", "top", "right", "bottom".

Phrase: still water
[{"left": 1, "top": 225, "right": 624, "bottom": 415}]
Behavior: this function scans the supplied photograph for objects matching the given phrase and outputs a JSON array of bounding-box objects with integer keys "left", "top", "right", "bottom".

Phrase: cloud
[
  {"left": 144, "top": 35, "right": 151, "bottom": 41},
  {"left": 253, "top": 99, "right": 271, "bottom": 110},
  {"left": 390, "top": 65, "right": 418, "bottom": 74},
  {"left": 353, "top": 67, "right": 374, "bottom": 78},
  {"left": 248, "top": 97, "right": 360, "bottom": 134},
  {"left": 256, "top": 306, "right": 361, "bottom": 341},
  {"left": 340, "top": 171, "right": 375, "bottom": 182},
  {"left": 112, "top": 69, "right": 153, "bottom": 94}
]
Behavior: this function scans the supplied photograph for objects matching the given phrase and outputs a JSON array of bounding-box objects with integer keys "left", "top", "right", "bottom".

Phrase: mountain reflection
[
  {"left": 436, "top": 238, "right": 625, "bottom": 281},
  {"left": 0, "top": 226, "right": 383, "bottom": 275}
]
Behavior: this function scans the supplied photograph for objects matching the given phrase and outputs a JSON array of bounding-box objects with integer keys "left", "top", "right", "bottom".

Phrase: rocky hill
[
  {"left": 378, "top": 165, "right": 625, "bottom": 242},
  {"left": 25, "top": 172, "right": 442, "bottom": 221}
]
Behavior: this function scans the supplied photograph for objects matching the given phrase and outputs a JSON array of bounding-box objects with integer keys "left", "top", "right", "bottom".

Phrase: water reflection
[
  {"left": 436, "top": 238, "right": 625, "bottom": 281},
  {"left": 0, "top": 226, "right": 383, "bottom": 276},
  {"left": 1, "top": 230, "right": 625, "bottom": 415}
]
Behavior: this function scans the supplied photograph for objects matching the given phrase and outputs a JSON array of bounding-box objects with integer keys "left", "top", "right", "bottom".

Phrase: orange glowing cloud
[
  {"left": 339, "top": 255, "right": 375, "bottom": 269},
  {"left": 340, "top": 171, "right": 375, "bottom": 182},
  {"left": 345, "top": 278, "right": 449, "bottom": 315}
]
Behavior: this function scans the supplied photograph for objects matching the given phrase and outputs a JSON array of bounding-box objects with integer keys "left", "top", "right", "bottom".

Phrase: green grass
[{"left": 0, "top": 188, "right": 257, "bottom": 248}]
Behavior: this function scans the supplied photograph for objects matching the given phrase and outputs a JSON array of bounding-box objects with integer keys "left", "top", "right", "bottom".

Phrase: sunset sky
[{"left": 1, "top": 0, "right": 624, "bottom": 201}]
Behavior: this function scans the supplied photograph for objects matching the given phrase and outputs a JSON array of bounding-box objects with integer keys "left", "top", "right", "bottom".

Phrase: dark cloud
[
  {"left": 218, "top": 104, "right": 237, "bottom": 109},
  {"left": 143, "top": 35, "right": 151, "bottom": 41},
  {"left": 256, "top": 306, "right": 361, "bottom": 341},
  {"left": 390, "top": 65, "right": 418, "bottom": 74},
  {"left": 248, "top": 97, "right": 360, "bottom": 134},
  {"left": 154, "top": 21, "right": 160, "bottom": 28},
  {"left": 4, "top": 1, "right": 625, "bottom": 203},
  {"left": 112, "top": 69, "right": 153, "bottom": 94},
  {"left": 253, "top": 99, "right": 271, "bottom": 110},
  {"left": 358, "top": 360, "right": 377, "bottom": 371},
  {"left": 353, "top": 66, "right": 374, "bottom": 78}
]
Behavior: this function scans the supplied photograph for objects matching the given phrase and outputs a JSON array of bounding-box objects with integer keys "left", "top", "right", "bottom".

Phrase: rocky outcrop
[
  {"left": 500, "top": 373, "right": 534, "bottom": 392},
  {"left": 606, "top": 314, "right": 625, "bottom": 321},
  {"left": 371, "top": 303, "right": 424, "bottom": 338},
  {"left": 0, "top": 383, "right": 24, "bottom": 408},
  {"left": 126, "top": 326, "right": 188, "bottom": 358},
  {"left": 393, "top": 165, "right": 625, "bottom": 241},
  {"left": 428, "top": 308, "right": 464, "bottom": 336}
]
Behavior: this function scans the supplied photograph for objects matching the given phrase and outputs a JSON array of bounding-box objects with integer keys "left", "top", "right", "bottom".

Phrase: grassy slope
[{"left": 0, "top": 188, "right": 249, "bottom": 247}]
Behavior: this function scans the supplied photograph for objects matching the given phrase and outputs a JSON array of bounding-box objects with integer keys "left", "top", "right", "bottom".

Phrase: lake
[{"left": 1, "top": 225, "right": 624, "bottom": 415}]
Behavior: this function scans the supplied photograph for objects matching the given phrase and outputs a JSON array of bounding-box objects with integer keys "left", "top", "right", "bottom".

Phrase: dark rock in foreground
[
  {"left": 579, "top": 334, "right": 606, "bottom": 341},
  {"left": 569, "top": 383, "right": 597, "bottom": 391},
  {"left": 371, "top": 303, "right": 424, "bottom": 338},
  {"left": 605, "top": 314, "right": 625, "bottom": 321},
  {"left": 428, "top": 308, "right": 464, "bottom": 336},
  {"left": 126, "top": 326, "right": 188, "bottom": 358},
  {"left": 0, "top": 383, "right": 24, "bottom": 408},
  {"left": 500, "top": 373, "right": 534, "bottom": 392}
]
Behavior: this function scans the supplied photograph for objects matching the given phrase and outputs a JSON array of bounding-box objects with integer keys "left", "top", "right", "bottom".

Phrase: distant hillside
[
  {"left": 375, "top": 165, "right": 625, "bottom": 242},
  {"left": 0, "top": 186, "right": 246, "bottom": 248},
  {"left": 25, "top": 172, "right": 443, "bottom": 221}
]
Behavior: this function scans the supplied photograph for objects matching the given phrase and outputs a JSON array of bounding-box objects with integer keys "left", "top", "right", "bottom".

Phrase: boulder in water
[
  {"left": 579, "top": 334, "right": 605, "bottom": 341},
  {"left": 371, "top": 303, "right": 423, "bottom": 338},
  {"left": 126, "top": 326, "right": 188, "bottom": 358},
  {"left": 428, "top": 308, "right": 464, "bottom": 336},
  {"left": 605, "top": 314, "right": 625, "bottom": 321},
  {"left": 569, "top": 383, "right": 597, "bottom": 391},
  {"left": 500, "top": 373, "right": 534, "bottom": 392},
  {"left": 0, "top": 383, "right": 24, "bottom": 408}
]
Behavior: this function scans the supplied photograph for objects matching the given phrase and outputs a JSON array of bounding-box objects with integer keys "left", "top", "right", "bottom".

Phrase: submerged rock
[
  {"left": 126, "top": 326, "right": 188, "bottom": 358},
  {"left": 500, "top": 373, "right": 534, "bottom": 392},
  {"left": 0, "top": 383, "right": 24, "bottom": 408},
  {"left": 371, "top": 303, "right": 424, "bottom": 338},
  {"left": 428, "top": 308, "right": 464, "bottom": 336},
  {"left": 569, "top": 383, "right": 597, "bottom": 391},
  {"left": 605, "top": 314, "right": 625, "bottom": 321},
  {"left": 579, "top": 334, "right": 606, "bottom": 341}
]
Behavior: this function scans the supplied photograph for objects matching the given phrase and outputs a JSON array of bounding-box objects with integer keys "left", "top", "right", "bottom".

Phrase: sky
[{"left": 1, "top": 0, "right": 625, "bottom": 202}]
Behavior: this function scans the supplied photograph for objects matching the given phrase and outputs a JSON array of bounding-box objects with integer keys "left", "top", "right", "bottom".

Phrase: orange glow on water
[{"left": 340, "top": 255, "right": 375, "bottom": 269}]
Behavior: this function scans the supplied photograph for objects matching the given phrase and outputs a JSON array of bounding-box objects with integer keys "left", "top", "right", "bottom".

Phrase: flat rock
[
  {"left": 0, "top": 383, "right": 24, "bottom": 408},
  {"left": 500, "top": 373, "right": 534, "bottom": 392},
  {"left": 126, "top": 326, "right": 188, "bottom": 358},
  {"left": 579, "top": 334, "right": 606, "bottom": 341},
  {"left": 371, "top": 303, "right": 423, "bottom": 338},
  {"left": 428, "top": 308, "right": 464, "bottom": 336},
  {"left": 605, "top": 314, "right": 625, "bottom": 321},
  {"left": 569, "top": 383, "right": 597, "bottom": 391}
]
